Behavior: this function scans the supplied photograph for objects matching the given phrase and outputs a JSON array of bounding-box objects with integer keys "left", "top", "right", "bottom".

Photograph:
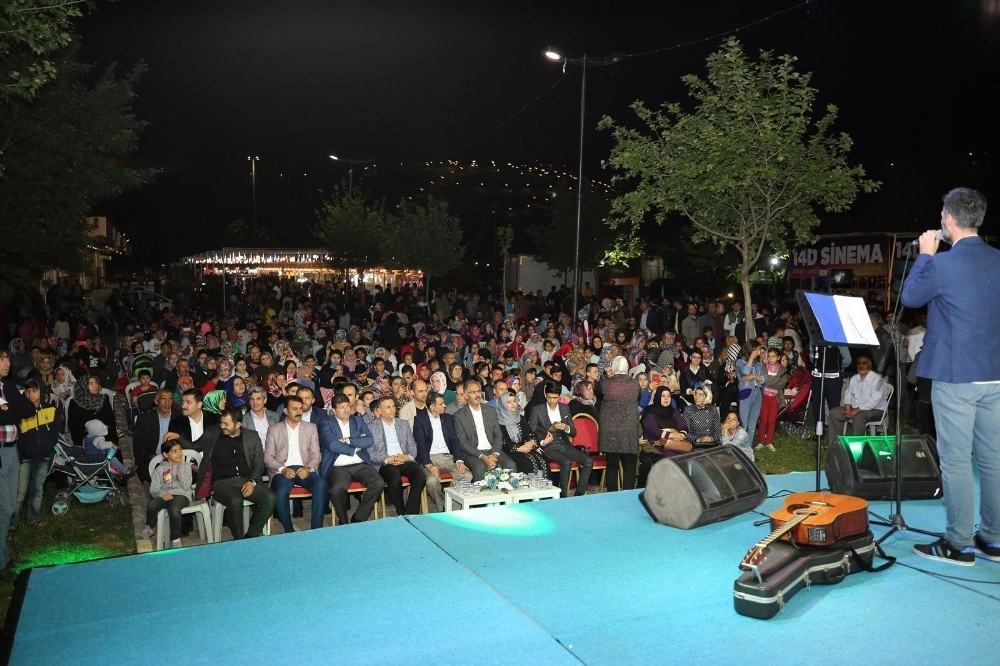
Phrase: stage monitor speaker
[
  {"left": 826, "top": 435, "right": 941, "bottom": 500},
  {"left": 640, "top": 446, "right": 767, "bottom": 529}
]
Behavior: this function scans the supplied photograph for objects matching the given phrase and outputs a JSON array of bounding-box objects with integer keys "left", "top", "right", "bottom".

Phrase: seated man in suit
[
  {"left": 528, "top": 380, "right": 593, "bottom": 498},
  {"left": 133, "top": 388, "right": 177, "bottom": 483},
  {"left": 264, "top": 395, "right": 326, "bottom": 532},
  {"left": 413, "top": 390, "right": 473, "bottom": 512},
  {"left": 369, "top": 396, "right": 426, "bottom": 516},
  {"left": 318, "top": 393, "right": 385, "bottom": 525},
  {"left": 826, "top": 353, "right": 889, "bottom": 445},
  {"left": 166, "top": 405, "right": 275, "bottom": 540},
  {"left": 242, "top": 386, "right": 278, "bottom": 444},
  {"left": 453, "top": 378, "right": 518, "bottom": 481}
]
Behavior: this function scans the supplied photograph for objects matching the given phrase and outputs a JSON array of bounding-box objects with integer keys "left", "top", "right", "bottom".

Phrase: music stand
[{"left": 795, "top": 291, "right": 879, "bottom": 491}]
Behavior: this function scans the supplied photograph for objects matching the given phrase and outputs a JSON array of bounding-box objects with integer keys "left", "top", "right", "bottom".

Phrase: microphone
[{"left": 910, "top": 230, "right": 946, "bottom": 245}]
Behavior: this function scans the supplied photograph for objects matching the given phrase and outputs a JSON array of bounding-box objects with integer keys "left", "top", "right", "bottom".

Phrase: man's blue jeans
[{"left": 931, "top": 381, "right": 1000, "bottom": 548}]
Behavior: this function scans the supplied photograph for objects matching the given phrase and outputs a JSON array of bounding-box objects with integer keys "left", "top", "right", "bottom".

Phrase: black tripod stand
[{"left": 869, "top": 255, "right": 939, "bottom": 547}]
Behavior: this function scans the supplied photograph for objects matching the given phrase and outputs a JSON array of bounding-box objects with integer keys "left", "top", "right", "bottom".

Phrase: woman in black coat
[
  {"left": 67, "top": 375, "right": 117, "bottom": 448},
  {"left": 496, "top": 391, "right": 548, "bottom": 474}
]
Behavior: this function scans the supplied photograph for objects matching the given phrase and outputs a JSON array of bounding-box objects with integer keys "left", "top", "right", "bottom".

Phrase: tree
[
  {"left": 527, "top": 178, "right": 613, "bottom": 281},
  {"left": 599, "top": 37, "right": 879, "bottom": 339},
  {"left": 0, "top": 46, "right": 155, "bottom": 290},
  {"left": 311, "top": 183, "right": 386, "bottom": 309},
  {"left": 384, "top": 197, "right": 464, "bottom": 301},
  {"left": 0, "top": 0, "right": 97, "bottom": 103}
]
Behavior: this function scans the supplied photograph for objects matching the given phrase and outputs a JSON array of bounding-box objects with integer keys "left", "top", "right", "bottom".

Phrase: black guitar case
[{"left": 733, "top": 530, "right": 875, "bottom": 619}]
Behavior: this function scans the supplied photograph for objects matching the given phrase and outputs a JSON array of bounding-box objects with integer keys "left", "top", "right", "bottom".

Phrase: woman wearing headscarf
[
  {"left": 598, "top": 356, "right": 641, "bottom": 492},
  {"left": 638, "top": 386, "right": 691, "bottom": 487},
  {"left": 225, "top": 375, "right": 250, "bottom": 415},
  {"left": 51, "top": 365, "right": 77, "bottom": 408},
  {"left": 684, "top": 382, "right": 723, "bottom": 446},
  {"left": 67, "top": 375, "right": 117, "bottom": 448},
  {"left": 569, "top": 379, "right": 598, "bottom": 419},
  {"left": 264, "top": 370, "right": 287, "bottom": 413},
  {"left": 497, "top": 390, "right": 548, "bottom": 474},
  {"left": 201, "top": 389, "right": 227, "bottom": 426}
]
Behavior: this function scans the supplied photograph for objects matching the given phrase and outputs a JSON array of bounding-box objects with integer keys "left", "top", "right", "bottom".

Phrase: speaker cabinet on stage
[
  {"left": 640, "top": 446, "right": 767, "bottom": 529},
  {"left": 826, "top": 435, "right": 941, "bottom": 500}
]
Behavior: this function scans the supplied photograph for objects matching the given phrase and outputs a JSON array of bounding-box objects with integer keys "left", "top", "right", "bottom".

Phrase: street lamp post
[
  {"left": 247, "top": 155, "right": 259, "bottom": 229},
  {"left": 329, "top": 154, "right": 371, "bottom": 196},
  {"left": 543, "top": 48, "right": 624, "bottom": 329}
]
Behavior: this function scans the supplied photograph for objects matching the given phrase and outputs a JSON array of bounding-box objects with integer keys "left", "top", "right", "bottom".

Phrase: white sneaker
[
  {"left": 138, "top": 525, "right": 155, "bottom": 540},
  {"left": 170, "top": 538, "right": 182, "bottom": 548}
]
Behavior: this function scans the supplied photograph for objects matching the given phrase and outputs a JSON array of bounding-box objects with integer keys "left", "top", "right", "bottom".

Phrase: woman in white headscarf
[{"left": 598, "top": 356, "right": 641, "bottom": 492}]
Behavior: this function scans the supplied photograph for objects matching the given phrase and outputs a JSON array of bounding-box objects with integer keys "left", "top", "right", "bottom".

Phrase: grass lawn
[{"left": 0, "top": 481, "right": 135, "bottom": 625}]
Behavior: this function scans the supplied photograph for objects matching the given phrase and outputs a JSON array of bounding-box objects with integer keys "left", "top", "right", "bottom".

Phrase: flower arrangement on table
[{"left": 477, "top": 468, "right": 524, "bottom": 493}]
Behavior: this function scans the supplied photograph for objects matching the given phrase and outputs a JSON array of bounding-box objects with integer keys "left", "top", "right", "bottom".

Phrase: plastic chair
[
  {"left": 571, "top": 413, "right": 607, "bottom": 492},
  {"left": 145, "top": 450, "right": 214, "bottom": 550},
  {"left": 864, "top": 383, "right": 894, "bottom": 435},
  {"left": 331, "top": 480, "right": 384, "bottom": 526}
]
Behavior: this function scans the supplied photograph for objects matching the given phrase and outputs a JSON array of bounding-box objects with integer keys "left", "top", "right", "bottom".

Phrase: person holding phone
[{"left": 735, "top": 342, "right": 766, "bottom": 445}]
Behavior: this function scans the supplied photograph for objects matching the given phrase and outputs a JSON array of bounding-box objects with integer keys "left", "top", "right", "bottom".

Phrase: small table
[
  {"left": 444, "top": 486, "right": 561, "bottom": 511},
  {"left": 505, "top": 486, "right": 561, "bottom": 504}
]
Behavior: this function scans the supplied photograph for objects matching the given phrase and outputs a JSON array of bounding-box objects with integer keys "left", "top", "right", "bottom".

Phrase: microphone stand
[
  {"left": 871, "top": 250, "right": 938, "bottom": 546},
  {"left": 813, "top": 345, "right": 827, "bottom": 492}
]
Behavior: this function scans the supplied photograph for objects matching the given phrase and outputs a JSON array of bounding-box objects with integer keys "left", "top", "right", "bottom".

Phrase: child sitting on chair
[
  {"left": 83, "top": 419, "right": 133, "bottom": 480},
  {"left": 139, "top": 441, "right": 193, "bottom": 548}
]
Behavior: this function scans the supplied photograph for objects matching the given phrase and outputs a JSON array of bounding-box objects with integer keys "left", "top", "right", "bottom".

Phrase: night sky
[{"left": 76, "top": 0, "right": 1000, "bottom": 264}]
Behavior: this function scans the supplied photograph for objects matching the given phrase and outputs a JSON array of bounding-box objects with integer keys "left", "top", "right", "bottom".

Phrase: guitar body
[{"left": 768, "top": 492, "right": 869, "bottom": 547}]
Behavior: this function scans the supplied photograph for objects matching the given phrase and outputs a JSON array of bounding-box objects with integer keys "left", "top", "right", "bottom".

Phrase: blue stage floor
[{"left": 6, "top": 472, "right": 1000, "bottom": 665}]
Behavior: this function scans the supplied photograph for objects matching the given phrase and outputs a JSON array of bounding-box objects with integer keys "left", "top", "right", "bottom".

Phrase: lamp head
[{"left": 543, "top": 47, "right": 564, "bottom": 62}]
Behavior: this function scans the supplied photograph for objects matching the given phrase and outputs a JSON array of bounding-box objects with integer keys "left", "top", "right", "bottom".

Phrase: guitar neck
[{"left": 741, "top": 511, "right": 812, "bottom": 569}]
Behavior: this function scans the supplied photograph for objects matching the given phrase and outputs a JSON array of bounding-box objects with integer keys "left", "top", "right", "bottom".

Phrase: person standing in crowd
[
  {"left": 598, "top": 356, "right": 641, "bottom": 492},
  {"left": 902, "top": 187, "right": 1000, "bottom": 566}
]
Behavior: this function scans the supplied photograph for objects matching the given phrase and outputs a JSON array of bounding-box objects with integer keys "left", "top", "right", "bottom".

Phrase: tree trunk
[{"left": 741, "top": 276, "right": 756, "bottom": 341}]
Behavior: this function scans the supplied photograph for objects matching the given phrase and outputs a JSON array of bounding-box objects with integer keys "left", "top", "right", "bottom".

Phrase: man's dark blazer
[
  {"left": 133, "top": 407, "right": 179, "bottom": 480},
  {"left": 452, "top": 404, "right": 505, "bottom": 459},
  {"left": 412, "top": 408, "right": 465, "bottom": 466},
  {"left": 527, "top": 401, "right": 577, "bottom": 444},
  {"left": 316, "top": 414, "right": 375, "bottom": 480},
  {"left": 177, "top": 424, "right": 266, "bottom": 499}
]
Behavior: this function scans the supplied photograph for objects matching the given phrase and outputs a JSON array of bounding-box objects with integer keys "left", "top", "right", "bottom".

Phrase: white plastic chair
[
  {"left": 146, "top": 449, "right": 214, "bottom": 550},
  {"left": 210, "top": 470, "right": 271, "bottom": 541}
]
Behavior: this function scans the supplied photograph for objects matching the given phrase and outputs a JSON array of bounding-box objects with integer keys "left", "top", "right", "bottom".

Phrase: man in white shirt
[
  {"left": 242, "top": 386, "right": 277, "bottom": 445},
  {"left": 264, "top": 395, "right": 325, "bottom": 532},
  {"left": 317, "top": 393, "right": 384, "bottom": 525},
  {"left": 369, "top": 396, "right": 426, "bottom": 516},
  {"left": 452, "top": 379, "right": 517, "bottom": 481},
  {"left": 413, "top": 391, "right": 473, "bottom": 512},
  {"left": 826, "top": 353, "right": 889, "bottom": 445}
]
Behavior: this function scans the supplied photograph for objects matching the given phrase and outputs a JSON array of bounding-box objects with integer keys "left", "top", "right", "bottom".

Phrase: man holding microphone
[{"left": 902, "top": 187, "right": 1000, "bottom": 566}]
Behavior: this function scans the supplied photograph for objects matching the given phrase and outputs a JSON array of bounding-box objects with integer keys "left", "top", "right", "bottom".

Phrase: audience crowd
[{"left": 0, "top": 275, "right": 921, "bottom": 548}]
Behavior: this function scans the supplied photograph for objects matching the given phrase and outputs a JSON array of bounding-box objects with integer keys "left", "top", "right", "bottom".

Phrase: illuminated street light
[{"left": 542, "top": 47, "right": 625, "bottom": 325}]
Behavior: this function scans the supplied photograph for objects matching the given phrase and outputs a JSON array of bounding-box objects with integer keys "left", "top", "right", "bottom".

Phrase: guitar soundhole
[{"left": 789, "top": 503, "right": 822, "bottom": 516}]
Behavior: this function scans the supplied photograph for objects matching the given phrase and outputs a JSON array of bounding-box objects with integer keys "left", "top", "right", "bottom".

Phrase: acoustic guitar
[{"left": 741, "top": 492, "right": 868, "bottom": 569}]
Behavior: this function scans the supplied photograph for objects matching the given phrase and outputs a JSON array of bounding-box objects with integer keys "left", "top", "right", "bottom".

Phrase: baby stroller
[
  {"left": 777, "top": 367, "right": 812, "bottom": 439},
  {"left": 50, "top": 436, "right": 126, "bottom": 515}
]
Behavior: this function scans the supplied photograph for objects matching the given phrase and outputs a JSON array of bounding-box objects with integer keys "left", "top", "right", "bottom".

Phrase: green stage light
[
  {"left": 837, "top": 435, "right": 896, "bottom": 463},
  {"left": 17, "top": 544, "right": 120, "bottom": 571},
  {"left": 430, "top": 505, "right": 555, "bottom": 536}
]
